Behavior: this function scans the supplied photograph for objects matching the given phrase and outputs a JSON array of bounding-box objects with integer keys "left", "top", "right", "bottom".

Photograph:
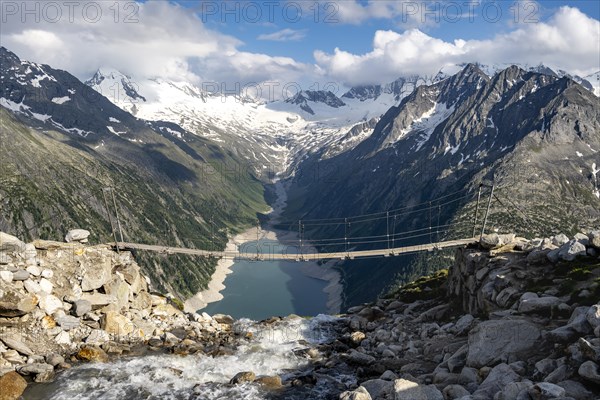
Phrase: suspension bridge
[{"left": 107, "top": 184, "right": 504, "bottom": 261}]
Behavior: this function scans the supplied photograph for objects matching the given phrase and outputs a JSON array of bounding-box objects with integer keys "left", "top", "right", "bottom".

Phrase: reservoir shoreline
[{"left": 184, "top": 182, "right": 343, "bottom": 315}]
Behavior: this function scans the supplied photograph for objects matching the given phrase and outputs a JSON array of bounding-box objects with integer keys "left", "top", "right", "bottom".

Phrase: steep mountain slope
[
  {"left": 0, "top": 47, "right": 268, "bottom": 298},
  {"left": 283, "top": 64, "right": 600, "bottom": 307}
]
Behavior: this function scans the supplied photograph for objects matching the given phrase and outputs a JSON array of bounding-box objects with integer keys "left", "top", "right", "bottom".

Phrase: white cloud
[
  {"left": 0, "top": 0, "right": 311, "bottom": 89},
  {"left": 258, "top": 28, "right": 306, "bottom": 42},
  {"left": 314, "top": 6, "right": 600, "bottom": 86},
  {"left": 1, "top": 2, "right": 598, "bottom": 96}
]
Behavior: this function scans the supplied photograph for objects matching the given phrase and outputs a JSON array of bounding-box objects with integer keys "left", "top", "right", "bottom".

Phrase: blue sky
[
  {"left": 2, "top": 0, "right": 598, "bottom": 90},
  {"left": 178, "top": 0, "right": 600, "bottom": 63}
]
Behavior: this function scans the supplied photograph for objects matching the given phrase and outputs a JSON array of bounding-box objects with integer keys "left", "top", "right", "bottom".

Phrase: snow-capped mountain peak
[
  {"left": 285, "top": 90, "right": 346, "bottom": 114},
  {"left": 85, "top": 68, "right": 146, "bottom": 107}
]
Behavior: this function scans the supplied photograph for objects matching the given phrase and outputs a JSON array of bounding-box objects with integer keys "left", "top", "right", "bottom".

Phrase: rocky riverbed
[{"left": 0, "top": 230, "right": 599, "bottom": 399}]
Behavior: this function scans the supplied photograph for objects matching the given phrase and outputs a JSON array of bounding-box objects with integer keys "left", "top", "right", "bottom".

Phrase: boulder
[
  {"left": 528, "top": 382, "right": 565, "bottom": 399},
  {"left": 0, "top": 270, "right": 13, "bottom": 282},
  {"left": 393, "top": 379, "right": 444, "bottom": 400},
  {"left": 496, "top": 287, "right": 520, "bottom": 308},
  {"left": 556, "top": 380, "right": 595, "bottom": 400},
  {"left": 380, "top": 370, "right": 398, "bottom": 381},
  {"left": 0, "top": 336, "right": 34, "bottom": 356},
  {"left": 102, "top": 311, "right": 134, "bottom": 336},
  {"left": 588, "top": 230, "right": 600, "bottom": 248},
  {"left": 454, "top": 314, "right": 475, "bottom": 336},
  {"left": 76, "top": 346, "right": 109, "bottom": 362},
  {"left": 115, "top": 264, "right": 143, "bottom": 294},
  {"left": 17, "top": 363, "right": 54, "bottom": 382},
  {"left": 360, "top": 379, "right": 393, "bottom": 399},
  {"left": 12, "top": 270, "right": 30, "bottom": 281},
  {"left": 72, "top": 299, "right": 92, "bottom": 317},
  {"left": 0, "top": 232, "right": 26, "bottom": 253},
  {"left": 546, "top": 248, "right": 560, "bottom": 263},
  {"left": 24, "top": 279, "right": 42, "bottom": 294},
  {"left": 442, "top": 385, "right": 470, "bottom": 399},
  {"left": 494, "top": 381, "right": 533, "bottom": 400},
  {"left": 340, "top": 386, "right": 372, "bottom": 400},
  {"left": 578, "top": 361, "right": 600, "bottom": 385},
  {"left": 357, "top": 306, "right": 385, "bottom": 322},
  {"left": 544, "top": 364, "right": 570, "bottom": 383},
  {"left": 230, "top": 371, "right": 256, "bottom": 384},
  {"left": 131, "top": 291, "right": 153, "bottom": 311},
  {"left": 54, "top": 331, "right": 70, "bottom": 346},
  {"left": 38, "top": 278, "right": 53, "bottom": 294},
  {"left": 548, "top": 306, "right": 593, "bottom": 342},
  {"left": 346, "top": 350, "right": 376, "bottom": 366},
  {"left": 447, "top": 344, "right": 468, "bottom": 373},
  {"left": 41, "top": 269, "right": 54, "bottom": 279},
  {"left": 39, "top": 294, "right": 63, "bottom": 315},
  {"left": 255, "top": 375, "right": 283, "bottom": 390},
  {"left": 557, "top": 240, "right": 587, "bottom": 261},
  {"left": 81, "top": 293, "right": 117, "bottom": 309},
  {"left": 152, "top": 304, "right": 179, "bottom": 317},
  {"left": 85, "top": 329, "right": 111, "bottom": 345},
  {"left": 518, "top": 295, "right": 561, "bottom": 315},
  {"left": 56, "top": 315, "right": 80, "bottom": 331},
  {"left": 65, "top": 229, "right": 90, "bottom": 243},
  {"left": 586, "top": 304, "right": 600, "bottom": 330},
  {"left": 0, "top": 288, "right": 38, "bottom": 317},
  {"left": 212, "top": 314, "right": 234, "bottom": 324},
  {"left": 103, "top": 276, "right": 130, "bottom": 311},
  {"left": 350, "top": 331, "right": 366, "bottom": 345},
  {"left": 26, "top": 265, "right": 41, "bottom": 277},
  {"left": 551, "top": 233, "right": 570, "bottom": 246},
  {"left": 81, "top": 259, "right": 112, "bottom": 291},
  {"left": 466, "top": 319, "right": 541, "bottom": 368},
  {"left": 472, "top": 363, "right": 519, "bottom": 399},
  {"left": 45, "top": 353, "right": 65, "bottom": 367},
  {"left": 0, "top": 371, "right": 27, "bottom": 400}
]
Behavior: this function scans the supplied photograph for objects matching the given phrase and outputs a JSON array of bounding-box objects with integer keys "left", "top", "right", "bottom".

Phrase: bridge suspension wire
[
  {"left": 271, "top": 190, "right": 475, "bottom": 230},
  {"left": 272, "top": 187, "right": 472, "bottom": 227}
]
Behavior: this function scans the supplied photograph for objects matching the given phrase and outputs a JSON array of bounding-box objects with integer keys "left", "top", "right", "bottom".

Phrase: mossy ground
[{"left": 386, "top": 269, "right": 449, "bottom": 302}]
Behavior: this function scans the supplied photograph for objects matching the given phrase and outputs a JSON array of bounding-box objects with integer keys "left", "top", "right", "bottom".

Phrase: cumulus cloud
[
  {"left": 1, "top": 2, "right": 597, "bottom": 94},
  {"left": 258, "top": 28, "right": 306, "bottom": 42},
  {"left": 0, "top": 0, "right": 311, "bottom": 88},
  {"left": 314, "top": 6, "right": 600, "bottom": 86}
]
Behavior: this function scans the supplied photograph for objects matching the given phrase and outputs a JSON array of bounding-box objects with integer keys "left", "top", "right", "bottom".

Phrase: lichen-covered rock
[
  {"left": 0, "top": 371, "right": 27, "bottom": 400},
  {"left": 229, "top": 371, "right": 255, "bottom": 384},
  {"left": 76, "top": 346, "right": 109, "bottom": 363}
]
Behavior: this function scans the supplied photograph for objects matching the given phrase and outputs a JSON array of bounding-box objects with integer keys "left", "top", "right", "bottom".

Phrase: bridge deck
[{"left": 115, "top": 238, "right": 478, "bottom": 261}]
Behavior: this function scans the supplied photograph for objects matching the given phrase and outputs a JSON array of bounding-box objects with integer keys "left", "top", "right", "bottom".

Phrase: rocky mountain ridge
[
  {"left": 0, "top": 47, "right": 269, "bottom": 300},
  {"left": 283, "top": 62, "right": 600, "bottom": 308}
]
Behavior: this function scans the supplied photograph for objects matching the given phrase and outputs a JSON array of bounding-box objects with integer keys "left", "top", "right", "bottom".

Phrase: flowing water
[{"left": 24, "top": 316, "right": 350, "bottom": 400}]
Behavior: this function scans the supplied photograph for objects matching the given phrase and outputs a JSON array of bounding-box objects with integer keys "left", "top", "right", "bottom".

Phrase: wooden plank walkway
[{"left": 115, "top": 238, "right": 478, "bottom": 261}]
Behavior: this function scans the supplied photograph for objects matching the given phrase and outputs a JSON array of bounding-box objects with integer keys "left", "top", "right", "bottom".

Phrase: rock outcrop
[
  {"left": 0, "top": 233, "right": 239, "bottom": 389},
  {"left": 307, "top": 230, "right": 599, "bottom": 400}
]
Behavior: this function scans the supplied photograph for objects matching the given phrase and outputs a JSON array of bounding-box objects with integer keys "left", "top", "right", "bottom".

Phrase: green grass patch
[{"left": 390, "top": 269, "right": 449, "bottom": 302}]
